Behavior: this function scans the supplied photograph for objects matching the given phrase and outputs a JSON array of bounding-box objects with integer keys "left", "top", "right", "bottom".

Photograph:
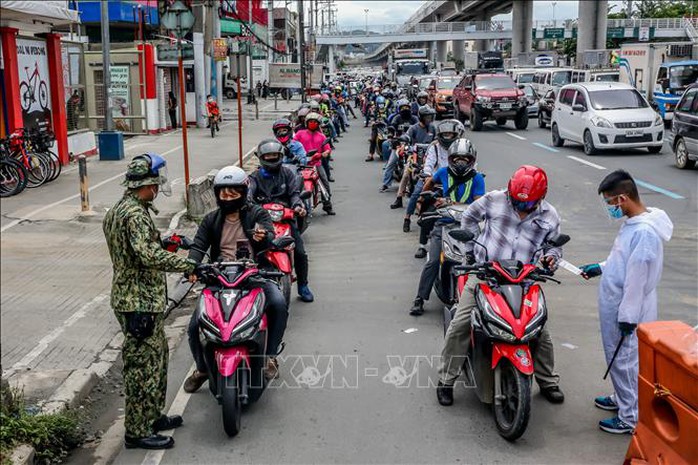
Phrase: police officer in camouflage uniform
[{"left": 103, "top": 154, "right": 199, "bottom": 450}]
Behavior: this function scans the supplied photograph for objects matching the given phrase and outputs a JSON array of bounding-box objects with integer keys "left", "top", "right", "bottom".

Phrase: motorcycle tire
[
  {"left": 493, "top": 359, "right": 531, "bottom": 441},
  {"left": 280, "top": 274, "right": 292, "bottom": 307},
  {"left": 211, "top": 122, "right": 216, "bottom": 138},
  {"left": 220, "top": 371, "right": 242, "bottom": 437}
]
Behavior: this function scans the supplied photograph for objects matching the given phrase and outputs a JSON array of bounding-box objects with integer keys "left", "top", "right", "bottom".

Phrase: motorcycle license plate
[
  {"left": 499, "top": 103, "right": 512, "bottom": 110},
  {"left": 625, "top": 130, "right": 644, "bottom": 137}
]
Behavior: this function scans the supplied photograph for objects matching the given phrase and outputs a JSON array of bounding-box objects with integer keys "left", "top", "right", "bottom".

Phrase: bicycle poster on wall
[{"left": 16, "top": 38, "right": 52, "bottom": 133}]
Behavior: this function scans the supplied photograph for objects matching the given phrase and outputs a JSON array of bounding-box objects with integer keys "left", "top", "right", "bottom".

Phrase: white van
[
  {"left": 506, "top": 68, "right": 538, "bottom": 85},
  {"left": 531, "top": 68, "right": 572, "bottom": 96},
  {"left": 570, "top": 69, "right": 620, "bottom": 84}
]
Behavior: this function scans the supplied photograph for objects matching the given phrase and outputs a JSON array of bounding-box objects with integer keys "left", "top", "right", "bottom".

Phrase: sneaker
[
  {"left": 379, "top": 185, "right": 389, "bottom": 193},
  {"left": 414, "top": 246, "right": 427, "bottom": 259},
  {"left": 183, "top": 370, "right": 207, "bottom": 393},
  {"left": 390, "top": 197, "right": 403, "bottom": 209},
  {"left": 409, "top": 297, "right": 424, "bottom": 316},
  {"left": 264, "top": 357, "right": 279, "bottom": 380},
  {"left": 594, "top": 395, "right": 619, "bottom": 411},
  {"left": 403, "top": 218, "right": 411, "bottom": 233},
  {"left": 599, "top": 416, "right": 634, "bottom": 434},
  {"left": 298, "top": 285, "right": 315, "bottom": 302},
  {"left": 540, "top": 385, "right": 565, "bottom": 404},
  {"left": 436, "top": 382, "right": 454, "bottom": 406}
]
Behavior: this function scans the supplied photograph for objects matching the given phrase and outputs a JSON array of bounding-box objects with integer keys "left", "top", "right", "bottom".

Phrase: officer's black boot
[
  {"left": 437, "top": 382, "right": 454, "bottom": 406},
  {"left": 125, "top": 434, "right": 175, "bottom": 450}
]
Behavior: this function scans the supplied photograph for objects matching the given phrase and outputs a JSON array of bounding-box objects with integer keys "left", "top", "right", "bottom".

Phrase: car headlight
[
  {"left": 476, "top": 95, "right": 491, "bottom": 103},
  {"left": 591, "top": 116, "right": 613, "bottom": 128},
  {"left": 266, "top": 209, "right": 284, "bottom": 222},
  {"left": 654, "top": 114, "right": 663, "bottom": 126}
]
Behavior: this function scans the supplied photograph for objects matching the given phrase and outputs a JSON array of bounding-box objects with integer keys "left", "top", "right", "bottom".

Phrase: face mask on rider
[
  {"left": 217, "top": 188, "right": 246, "bottom": 214},
  {"left": 307, "top": 120, "right": 320, "bottom": 131},
  {"left": 603, "top": 194, "right": 626, "bottom": 220},
  {"left": 400, "top": 109, "right": 412, "bottom": 120}
]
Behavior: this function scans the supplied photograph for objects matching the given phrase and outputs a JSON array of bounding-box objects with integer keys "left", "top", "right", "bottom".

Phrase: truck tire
[
  {"left": 226, "top": 89, "right": 235, "bottom": 99},
  {"left": 471, "top": 108, "right": 483, "bottom": 131},
  {"left": 514, "top": 109, "right": 528, "bottom": 130}
]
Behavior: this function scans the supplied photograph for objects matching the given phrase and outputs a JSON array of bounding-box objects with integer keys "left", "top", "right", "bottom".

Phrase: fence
[{"left": 61, "top": 41, "right": 89, "bottom": 134}]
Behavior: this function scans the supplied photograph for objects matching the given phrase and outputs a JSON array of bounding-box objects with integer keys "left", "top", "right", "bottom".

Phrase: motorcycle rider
[
  {"left": 183, "top": 166, "right": 289, "bottom": 390},
  {"left": 273, "top": 118, "right": 307, "bottom": 166},
  {"left": 411, "top": 91, "right": 429, "bottom": 116},
  {"left": 248, "top": 140, "right": 316, "bottom": 302},
  {"left": 389, "top": 98, "right": 419, "bottom": 131},
  {"left": 409, "top": 139, "right": 485, "bottom": 316},
  {"left": 379, "top": 133, "right": 412, "bottom": 192},
  {"left": 436, "top": 165, "right": 565, "bottom": 406},
  {"left": 294, "top": 112, "right": 336, "bottom": 215},
  {"left": 404, "top": 119, "right": 464, "bottom": 241},
  {"left": 294, "top": 107, "right": 311, "bottom": 132},
  {"left": 580, "top": 170, "right": 673, "bottom": 434},
  {"left": 206, "top": 95, "right": 220, "bottom": 131},
  {"left": 366, "top": 95, "right": 389, "bottom": 162}
]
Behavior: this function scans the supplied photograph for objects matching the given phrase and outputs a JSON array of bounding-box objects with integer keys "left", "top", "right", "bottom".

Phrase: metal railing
[{"left": 683, "top": 17, "right": 698, "bottom": 43}]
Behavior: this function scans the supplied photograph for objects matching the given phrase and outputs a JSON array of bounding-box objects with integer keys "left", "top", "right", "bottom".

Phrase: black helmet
[
  {"left": 417, "top": 91, "right": 429, "bottom": 105},
  {"left": 255, "top": 139, "right": 285, "bottom": 171},
  {"left": 396, "top": 98, "right": 410, "bottom": 111},
  {"left": 447, "top": 138, "right": 477, "bottom": 178},
  {"left": 397, "top": 133, "right": 412, "bottom": 145},
  {"left": 418, "top": 105, "right": 435, "bottom": 120},
  {"left": 436, "top": 119, "right": 465, "bottom": 149}
]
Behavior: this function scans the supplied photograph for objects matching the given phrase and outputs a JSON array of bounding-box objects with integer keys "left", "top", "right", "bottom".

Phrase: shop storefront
[{"left": 0, "top": 1, "right": 79, "bottom": 164}]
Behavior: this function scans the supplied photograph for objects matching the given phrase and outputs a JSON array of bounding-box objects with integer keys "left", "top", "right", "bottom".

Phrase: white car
[{"left": 551, "top": 82, "right": 664, "bottom": 155}]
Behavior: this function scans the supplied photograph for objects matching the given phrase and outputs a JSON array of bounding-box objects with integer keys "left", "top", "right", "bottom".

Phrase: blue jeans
[
  {"left": 407, "top": 179, "right": 424, "bottom": 216},
  {"left": 382, "top": 151, "right": 398, "bottom": 187}
]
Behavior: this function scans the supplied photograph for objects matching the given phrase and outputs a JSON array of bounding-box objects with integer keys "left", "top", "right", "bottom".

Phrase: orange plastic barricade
[{"left": 624, "top": 321, "right": 698, "bottom": 465}]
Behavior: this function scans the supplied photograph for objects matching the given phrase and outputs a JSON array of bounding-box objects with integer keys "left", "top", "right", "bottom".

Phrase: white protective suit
[{"left": 598, "top": 207, "right": 673, "bottom": 426}]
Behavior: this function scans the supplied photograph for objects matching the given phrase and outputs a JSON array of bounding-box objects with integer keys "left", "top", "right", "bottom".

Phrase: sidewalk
[{"left": 0, "top": 97, "right": 298, "bottom": 407}]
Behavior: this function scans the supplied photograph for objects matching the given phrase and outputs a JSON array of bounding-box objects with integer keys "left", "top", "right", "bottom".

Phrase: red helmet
[{"left": 508, "top": 165, "right": 548, "bottom": 205}]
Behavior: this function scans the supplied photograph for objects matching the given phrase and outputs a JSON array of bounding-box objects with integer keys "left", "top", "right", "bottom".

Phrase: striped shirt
[{"left": 460, "top": 189, "right": 563, "bottom": 264}]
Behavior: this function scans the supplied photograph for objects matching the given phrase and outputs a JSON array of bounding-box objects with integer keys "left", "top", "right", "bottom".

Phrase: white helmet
[{"left": 213, "top": 165, "right": 248, "bottom": 196}]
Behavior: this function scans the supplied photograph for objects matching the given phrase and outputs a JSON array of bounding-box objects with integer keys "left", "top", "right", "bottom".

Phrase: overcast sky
[{"left": 333, "top": 1, "right": 626, "bottom": 28}]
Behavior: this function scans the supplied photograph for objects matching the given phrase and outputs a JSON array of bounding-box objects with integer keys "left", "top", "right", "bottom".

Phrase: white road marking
[
  {"left": 566, "top": 156, "right": 607, "bottom": 170},
  {"left": 506, "top": 132, "right": 527, "bottom": 140},
  {"left": 561, "top": 343, "right": 578, "bottom": 350},
  {"left": 4, "top": 294, "right": 109, "bottom": 376},
  {"left": 141, "top": 363, "right": 196, "bottom": 465},
  {"left": 1, "top": 146, "right": 182, "bottom": 233}
]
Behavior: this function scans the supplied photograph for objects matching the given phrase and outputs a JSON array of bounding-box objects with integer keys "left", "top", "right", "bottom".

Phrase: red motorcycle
[
  {"left": 446, "top": 229, "right": 570, "bottom": 441},
  {"left": 262, "top": 202, "right": 296, "bottom": 304},
  {"left": 297, "top": 152, "right": 329, "bottom": 232}
]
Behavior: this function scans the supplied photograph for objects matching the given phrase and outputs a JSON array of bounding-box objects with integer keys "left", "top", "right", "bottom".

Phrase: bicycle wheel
[
  {"left": 23, "top": 152, "right": 50, "bottom": 188},
  {"left": 43, "top": 150, "right": 61, "bottom": 182},
  {"left": 0, "top": 159, "right": 28, "bottom": 197}
]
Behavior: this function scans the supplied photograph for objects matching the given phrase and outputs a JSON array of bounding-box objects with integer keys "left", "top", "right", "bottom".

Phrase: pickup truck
[{"left": 452, "top": 73, "right": 529, "bottom": 131}]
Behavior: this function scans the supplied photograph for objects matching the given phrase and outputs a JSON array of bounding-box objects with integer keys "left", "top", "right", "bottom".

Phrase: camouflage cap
[{"left": 122, "top": 156, "right": 160, "bottom": 189}]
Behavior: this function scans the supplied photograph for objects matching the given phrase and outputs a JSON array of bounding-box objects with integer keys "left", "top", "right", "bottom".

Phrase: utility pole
[
  {"left": 100, "top": 1, "right": 113, "bottom": 131},
  {"left": 248, "top": 0, "right": 255, "bottom": 104},
  {"left": 298, "top": 0, "right": 306, "bottom": 100}
]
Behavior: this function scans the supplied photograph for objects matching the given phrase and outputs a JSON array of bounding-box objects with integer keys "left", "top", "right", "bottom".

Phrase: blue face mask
[{"left": 605, "top": 203, "right": 624, "bottom": 219}]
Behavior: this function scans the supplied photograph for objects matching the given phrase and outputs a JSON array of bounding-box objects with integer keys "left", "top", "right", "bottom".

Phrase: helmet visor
[{"left": 157, "top": 165, "right": 172, "bottom": 197}]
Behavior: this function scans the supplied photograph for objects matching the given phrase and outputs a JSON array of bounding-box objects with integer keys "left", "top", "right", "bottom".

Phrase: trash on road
[{"left": 402, "top": 328, "right": 418, "bottom": 334}]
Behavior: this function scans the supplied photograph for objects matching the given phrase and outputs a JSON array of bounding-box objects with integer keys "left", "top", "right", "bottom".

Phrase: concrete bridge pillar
[
  {"left": 474, "top": 13, "right": 493, "bottom": 52},
  {"left": 511, "top": 0, "right": 533, "bottom": 56},
  {"left": 328, "top": 45, "right": 335, "bottom": 75},
  {"left": 577, "top": 0, "right": 608, "bottom": 59},
  {"left": 436, "top": 41, "right": 448, "bottom": 66},
  {"left": 452, "top": 39, "right": 465, "bottom": 65},
  {"left": 429, "top": 41, "right": 437, "bottom": 65}
]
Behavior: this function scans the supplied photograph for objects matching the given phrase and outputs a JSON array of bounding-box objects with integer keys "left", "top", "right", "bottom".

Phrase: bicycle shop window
[{"left": 62, "top": 42, "right": 87, "bottom": 133}]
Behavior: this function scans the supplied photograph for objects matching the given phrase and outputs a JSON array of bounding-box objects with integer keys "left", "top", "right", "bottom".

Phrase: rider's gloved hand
[
  {"left": 465, "top": 252, "right": 476, "bottom": 265},
  {"left": 618, "top": 322, "right": 637, "bottom": 337},
  {"left": 580, "top": 263, "right": 602, "bottom": 279}
]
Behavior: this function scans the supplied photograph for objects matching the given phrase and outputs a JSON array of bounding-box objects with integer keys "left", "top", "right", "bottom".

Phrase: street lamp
[
  {"left": 364, "top": 9, "right": 369, "bottom": 35},
  {"left": 161, "top": 0, "right": 195, "bottom": 196},
  {"left": 552, "top": 2, "right": 557, "bottom": 28}
]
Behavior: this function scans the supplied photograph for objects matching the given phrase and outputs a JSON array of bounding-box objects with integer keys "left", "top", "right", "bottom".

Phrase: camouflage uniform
[{"left": 103, "top": 157, "right": 195, "bottom": 439}]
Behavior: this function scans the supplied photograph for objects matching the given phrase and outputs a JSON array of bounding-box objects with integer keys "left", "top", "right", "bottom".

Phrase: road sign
[
  {"left": 544, "top": 28, "right": 565, "bottom": 39},
  {"left": 269, "top": 63, "right": 301, "bottom": 88},
  {"left": 607, "top": 27, "right": 625, "bottom": 39},
  {"left": 157, "top": 42, "right": 194, "bottom": 61}
]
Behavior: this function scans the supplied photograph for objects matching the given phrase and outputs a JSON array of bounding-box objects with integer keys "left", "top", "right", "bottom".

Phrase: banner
[
  {"left": 212, "top": 38, "right": 228, "bottom": 61},
  {"left": 110, "top": 66, "right": 131, "bottom": 130},
  {"left": 16, "top": 38, "right": 52, "bottom": 132},
  {"left": 269, "top": 63, "right": 301, "bottom": 88}
]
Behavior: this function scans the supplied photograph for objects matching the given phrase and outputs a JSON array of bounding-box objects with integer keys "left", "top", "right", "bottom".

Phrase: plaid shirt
[
  {"left": 423, "top": 143, "right": 449, "bottom": 177},
  {"left": 461, "top": 189, "right": 563, "bottom": 264}
]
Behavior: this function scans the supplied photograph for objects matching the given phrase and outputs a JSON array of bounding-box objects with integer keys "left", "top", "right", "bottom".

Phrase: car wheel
[
  {"left": 514, "top": 110, "right": 529, "bottom": 130},
  {"left": 583, "top": 130, "right": 597, "bottom": 155},
  {"left": 674, "top": 138, "right": 696, "bottom": 169},
  {"left": 551, "top": 124, "right": 564, "bottom": 147},
  {"left": 471, "top": 108, "right": 483, "bottom": 131},
  {"left": 538, "top": 112, "right": 547, "bottom": 129}
]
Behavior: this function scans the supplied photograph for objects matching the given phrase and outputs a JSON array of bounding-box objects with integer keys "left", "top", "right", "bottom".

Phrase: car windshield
[
  {"left": 397, "top": 62, "right": 430, "bottom": 75},
  {"left": 522, "top": 85, "right": 536, "bottom": 98},
  {"left": 517, "top": 73, "right": 534, "bottom": 83},
  {"left": 438, "top": 78, "right": 460, "bottom": 90},
  {"left": 476, "top": 76, "right": 516, "bottom": 90},
  {"left": 589, "top": 89, "right": 648, "bottom": 110},
  {"left": 551, "top": 70, "right": 572, "bottom": 86},
  {"left": 669, "top": 65, "right": 698, "bottom": 92}
]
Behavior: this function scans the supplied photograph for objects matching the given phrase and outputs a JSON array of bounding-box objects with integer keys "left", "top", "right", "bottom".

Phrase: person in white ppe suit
[{"left": 580, "top": 170, "right": 673, "bottom": 435}]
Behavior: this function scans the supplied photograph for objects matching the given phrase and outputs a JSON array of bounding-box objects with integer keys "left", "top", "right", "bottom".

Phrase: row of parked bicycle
[{"left": 0, "top": 128, "right": 62, "bottom": 197}]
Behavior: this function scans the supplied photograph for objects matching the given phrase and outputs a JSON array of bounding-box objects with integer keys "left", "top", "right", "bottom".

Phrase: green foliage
[
  {"left": 562, "top": 38, "right": 577, "bottom": 59},
  {"left": 0, "top": 386, "right": 84, "bottom": 464},
  {"left": 634, "top": 0, "right": 697, "bottom": 18}
]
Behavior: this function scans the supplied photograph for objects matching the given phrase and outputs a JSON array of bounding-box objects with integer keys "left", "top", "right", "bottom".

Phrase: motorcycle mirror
[
  {"left": 547, "top": 234, "right": 571, "bottom": 247},
  {"left": 299, "top": 190, "right": 312, "bottom": 200},
  {"left": 273, "top": 236, "right": 295, "bottom": 249},
  {"left": 448, "top": 229, "right": 475, "bottom": 243}
]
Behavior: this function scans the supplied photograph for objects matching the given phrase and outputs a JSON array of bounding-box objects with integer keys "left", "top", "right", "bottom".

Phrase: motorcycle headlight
[
  {"left": 486, "top": 321, "right": 517, "bottom": 342},
  {"left": 442, "top": 240, "right": 464, "bottom": 262},
  {"left": 198, "top": 298, "right": 222, "bottom": 340},
  {"left": 591, "top": 116, "right": 613, "bottom": 128},
  {"left": 231, "top": 294, "right": 264, "bottom": 338},
  {"left": 654, "top": 114, "right": 663, "bottom": 126},
  {"left": 266, "top": 209, "right": 284, "bottom": 222},
  {"left": 476, "top": 289, "right": 511, "bottom": 331},
  {"left": 522, "top": 291, "right": 547, "bottom": 341}
]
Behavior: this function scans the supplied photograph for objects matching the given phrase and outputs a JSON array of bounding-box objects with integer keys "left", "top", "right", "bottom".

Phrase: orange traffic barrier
[{"left": 624, "top": 321, "right": 698, "bottom": 465}]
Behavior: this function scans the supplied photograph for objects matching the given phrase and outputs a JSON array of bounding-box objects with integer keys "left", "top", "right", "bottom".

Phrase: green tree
[
  {"left": 634, "top": 0, "right": 697, "bottom": 18},
  {"left": 562, "top": 38, "right": 577, "bottom": 60}
]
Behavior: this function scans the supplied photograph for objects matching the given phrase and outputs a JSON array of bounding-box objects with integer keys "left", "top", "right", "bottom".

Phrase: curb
[{"left": 10, "top": 445, "right": 34, "bottom": 465}]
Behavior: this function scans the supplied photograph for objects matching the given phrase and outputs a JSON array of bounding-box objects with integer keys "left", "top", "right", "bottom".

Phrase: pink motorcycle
[{"left": 193, "top": 237, "right": 292, "bottom": 437}]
